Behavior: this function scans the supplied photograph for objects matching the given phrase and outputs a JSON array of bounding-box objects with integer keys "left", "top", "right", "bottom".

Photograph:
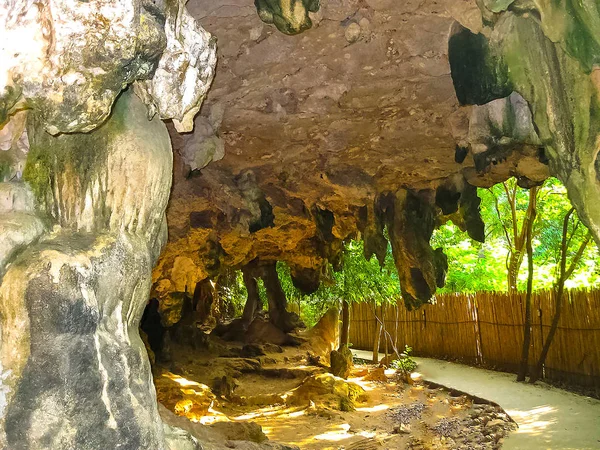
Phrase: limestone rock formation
[
  {"left": 1, "top": 0, "right": 215, "bottom": 135},
  {"left": 4, "top": 0, "right": 600, "bottom": 446},
  {"left": 302, "top": 306, "right": 340, "bottom": 359},
  {"left": 330, "top": 345, "right": 353, "bottom": 379},
  {"left": 155, "top": 0, "right": 498, "bottom": 310},
  {"left": 153, "top": 0, "right": 600, "bottom": 314},
  {"left": 255, "top": 0, "right": 320, "bottom": 35},
  {"left": 0, "top": 1, "right": 217, "bottom": 448},
  {"left": 285, "top": 373, "right": 366, "bottom": 410}
]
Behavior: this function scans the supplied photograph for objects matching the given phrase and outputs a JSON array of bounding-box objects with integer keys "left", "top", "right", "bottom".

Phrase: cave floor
[
  {"left": 385, "top": 354, "right": 600, "bottom": 450},
  {"left": 153, "top": 341, "right": 516, "bottom": 449}
]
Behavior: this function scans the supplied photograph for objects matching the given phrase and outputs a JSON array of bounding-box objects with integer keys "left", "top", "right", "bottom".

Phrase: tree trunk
[
  {"left": 241, "top": 268, "right": 260, "bottom": 324},
  {"left": 529, "top": 211, "right": 590, "bottom": 383},
  {"left": 382, "top": 306, "right": 389, "bottom": 362},
  {"left": 507, "top": 250, "right": 522, "bottom": 292},
  {"left": 340, "top": 300, "right": 350, "bottom": 349},
  {"left": 529, "top": 286, "right": 563, "bottom": 383},
  {"left": 373, "top": 323, "right": 382, "bottom": 363},
  {"left": 517, "top": 193, "right": 536, "bottom": 381},
  {"left": 261, "top": 262, "right": 296, "bottom": 332}
]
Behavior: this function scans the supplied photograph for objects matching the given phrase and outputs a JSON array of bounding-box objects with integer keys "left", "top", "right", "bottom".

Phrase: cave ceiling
[{"left": 153, "top": 0, "right": 551, "bottom": 304}]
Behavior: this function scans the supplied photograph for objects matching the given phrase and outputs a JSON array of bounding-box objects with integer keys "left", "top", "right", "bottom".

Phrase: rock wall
[
  {"left": 0, "top": 1, "right": 216, "bottom": 448},
  {"left": 153, "top": 0, "right": 600, "bottom": 314}
]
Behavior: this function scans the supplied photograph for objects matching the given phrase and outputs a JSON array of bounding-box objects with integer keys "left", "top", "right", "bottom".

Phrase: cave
[{"left": 1, "top": 0, "right": 600, "bottom": 449}]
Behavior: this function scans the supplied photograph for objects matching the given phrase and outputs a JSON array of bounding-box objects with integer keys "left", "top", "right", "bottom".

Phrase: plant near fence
[{"left": 349, "top": 289, "right": 600, "bottom": 389}]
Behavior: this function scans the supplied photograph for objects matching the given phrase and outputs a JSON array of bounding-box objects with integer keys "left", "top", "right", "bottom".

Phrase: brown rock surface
[{"left": 153, "top": 0, "right": 513, "bottom": 308}]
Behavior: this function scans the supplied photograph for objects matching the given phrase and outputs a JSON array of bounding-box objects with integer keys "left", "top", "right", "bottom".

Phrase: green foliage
[
  {"left": 225, "top": 178, "right": 599, "bottom": 326},
  {"left": 219, "top": 270, "right": 249, "bottom": 317},
  {"left": 276, "top": 240, "right": 401, "bottom": 327},
  {"left": 433, "top": 177, "right": 600, "bottom": 292},
  {"left": 390, "top": 346, "right": 418, "bottom": 374}
]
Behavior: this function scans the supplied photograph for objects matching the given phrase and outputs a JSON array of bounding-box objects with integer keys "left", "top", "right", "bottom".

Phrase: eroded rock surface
[
  {"left": 0, "top": 1, "right": 217, "bottom": 448},
  {"left": 0, "top": 0, "right": 216, "bottom": 134},
  {"left": 154, "top": 0, "right": 500, "bottom": 310},
  {"left": 154, "top": 0, "right": 600, "bottom": 315}
]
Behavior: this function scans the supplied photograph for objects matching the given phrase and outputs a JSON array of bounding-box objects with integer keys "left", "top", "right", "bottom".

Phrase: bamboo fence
[{"left": 349, "top": 289, "right": 600, "bottom": 388}]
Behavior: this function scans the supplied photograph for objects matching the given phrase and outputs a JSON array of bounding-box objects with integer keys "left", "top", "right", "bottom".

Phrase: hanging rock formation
[
  {"left": 0, "top": 1, "right": 216, "bottom": 448},
  {"left": 154, "top": 0, "right": 498, "bottom": 311},
  {"left": 3, "top": 0, "right": 600, "bottom": 446},
  {"left": 152, "top": 0, "right": 600, "bottom": 316}
]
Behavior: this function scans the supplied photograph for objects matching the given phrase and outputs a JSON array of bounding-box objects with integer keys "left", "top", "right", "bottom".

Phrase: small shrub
[{"left": 390, "top": 345, "right": 417, "bottom": 374}]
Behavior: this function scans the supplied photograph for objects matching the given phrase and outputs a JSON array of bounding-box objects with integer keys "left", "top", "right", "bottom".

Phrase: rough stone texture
[
  {"left": 154, "top": 0, "right": 600, "bottom": 311},
  {"left": 159, "top": 404, "right": 300, "bottom": 450},
  {"left": 0, "top": 110, "right": 28, "bottom": 181},
  {"left": 0, "top": 1, "right": 216, "bottom": 448},
  {"left": 154, "top": 0, "right": 503, "bottom": 308},
  {"left": 0, "top": 182, "right": 46, "bottom": 275},
  {"left": 302, "top": 306, "right": 340, "bottom": 359},
  {"left": 330, "top": 344, "right": 353, "bottom": 379},
  {"left": 255, "top": 0, "right": 320, "bottom": 35},
  {"left": 0, "top": 233, "right": 163, "bottom": 449},
  {"left": 0, "top": 90, "right": 176, "bottom": 449},
  {"left": 0, "top": 0, "right": 216, "bottom": 134},
  {"left": 285, "top": 373, "right": 365, "bottom": 409},
  {"left": 487, "top": 7, "right": 600, "bottom": 247}
]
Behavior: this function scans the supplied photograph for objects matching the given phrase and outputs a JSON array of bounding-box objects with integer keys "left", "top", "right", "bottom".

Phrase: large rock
[
  {"left": 0, "top": 182, "right": 46, "bottom": 275},
  {"left": 0, "top": 233, "right": 164, "bottom": 448},
  {"left": 159, "top": 404, "right": 299, "bottom": 450},
  {"left": 0, "top": 0, "right": 216, "bottom": 134},
  {"left": 0, "top": 89, "right": 197, "bottom": 448},
  {"left": 330, "top": 345, "right": 353, "bottom": 379},
  {"left": 245, "top": 318, "right": 299, "bottom": 346},
  {"left": 285, "top": 373, "right": 366, "bottom": 410},
  {"left": 303, "top": 306, "right": 340, "bottom": 359}
]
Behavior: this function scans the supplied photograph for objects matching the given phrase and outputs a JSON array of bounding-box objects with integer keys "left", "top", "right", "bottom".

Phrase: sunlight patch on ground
[
  {"left": 411, "top": 371, "right": 423, "bottom": 381},
  {"left": 233, "top": 405, "right": 306, "bottom": 421},
  {"left": 356, "top": 403, "right": 390, "bottom": 413},
  {"left": 198, "top": 407, "right": 229, "bottom": 425},
  {"left": 506, "top": 406, "right": 556, "bottom": 435},
  {"left": 164, "top": 372, "right": 209, "bottom": 389},
  {"left": 349, "top": 377, "right": 376, "bottom": 391},
  {"left": 313, "top": 423, "right": 353, "bottom": 442}
]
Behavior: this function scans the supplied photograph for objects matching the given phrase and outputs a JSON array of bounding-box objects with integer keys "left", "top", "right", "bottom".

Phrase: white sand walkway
[{"left": 352, "top": 350, "right": 600, "bottom": 450}]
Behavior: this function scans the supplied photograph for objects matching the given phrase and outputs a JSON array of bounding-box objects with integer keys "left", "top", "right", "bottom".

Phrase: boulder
[
  {"left": 241, "top": 344, "right": 267, "bottom": 357},
  {"left": 209, "top": 421, "right": 267, "bottom": 443},
  {"left": 364, "top": 367, "right": 388, "bottom": 382},
  {"left": 285, "top": 373, "right": 366, "bottom": 410},
  {"left": 159, "top": 404, "right": 299, "bottom": 450},
  {"left": 246, "top": 317, "right": 299, "bottom": 346},
  {"left": 330, "top": 345, "right": 353, "bottom": 379},
  {"left": 302, "top": 306, "right": 339, "bottom": 359}
]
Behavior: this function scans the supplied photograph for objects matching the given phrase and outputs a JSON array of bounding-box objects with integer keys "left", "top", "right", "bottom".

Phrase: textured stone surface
[
  {"left": 0, "top": 88, "right": 203, "bottom": 447},
  {"left": 155, "top": 0, "right": 500, "bottom": 307},
  {"left": 255, "top": 0, "right": 320, "bottom": 35},
  {"left": 330, "top": 345, "right": 353, "bottom": 379},
  {"left": 0, "top": 182, "right": 46, "bottom": 275},
  {"left": 0, "top": 233, "right": 163, "bottom": 449},
  {"left": 154, "top": 0, "right": 600, "bottom": 311},
  {"left": 0, "top": 0, "right": 216, "bottom": 134}
]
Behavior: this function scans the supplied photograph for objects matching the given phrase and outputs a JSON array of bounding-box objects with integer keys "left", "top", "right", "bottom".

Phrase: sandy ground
[
  {"left": 155, "top": 343, "right": 515, "bottom": 449},
  {"left": 352, "top": 351, "right": 600, "bottom": 450}
]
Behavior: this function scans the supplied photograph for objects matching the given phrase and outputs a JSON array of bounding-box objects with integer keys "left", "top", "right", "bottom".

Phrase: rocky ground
[{"left": 152, "top": 338, "right": 515, "bottom": 449}]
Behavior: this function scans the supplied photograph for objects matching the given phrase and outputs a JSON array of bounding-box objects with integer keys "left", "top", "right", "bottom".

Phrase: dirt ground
[{"left": 154, "top": 341, "right": 515, "bottom": 449}]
